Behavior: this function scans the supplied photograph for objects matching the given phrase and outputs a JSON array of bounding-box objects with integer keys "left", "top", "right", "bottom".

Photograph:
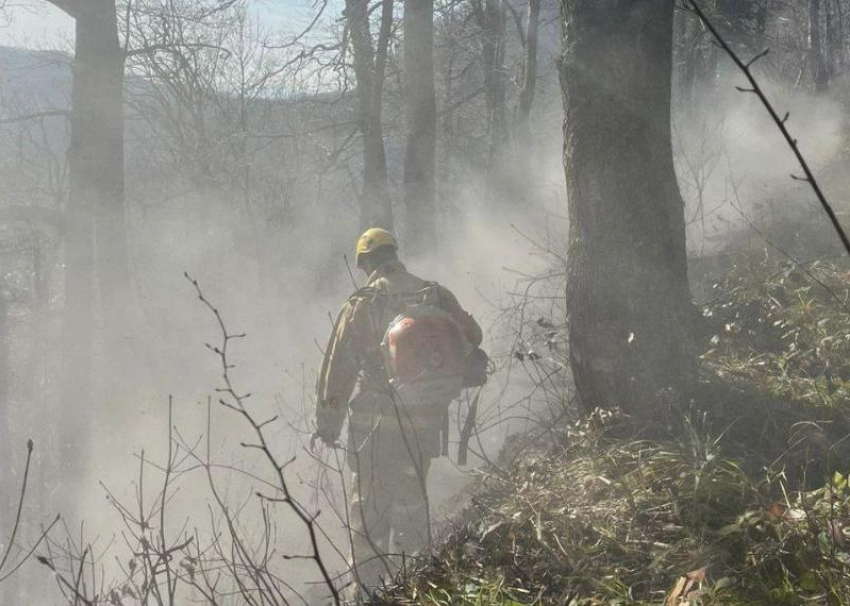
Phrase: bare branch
[
  {"left": 0, "top": 110, "right": 70, "bottom": 125},
  {"left": 0, "top": 440, "right": 58, "bottom": 586},
  {"left": 185, "top": 273, "right": 342, "bottom": 605}
]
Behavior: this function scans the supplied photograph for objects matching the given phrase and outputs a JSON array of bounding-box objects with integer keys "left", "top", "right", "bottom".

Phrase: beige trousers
[{"left": 346, "top": 404, "right": 435, "bottom": 600}]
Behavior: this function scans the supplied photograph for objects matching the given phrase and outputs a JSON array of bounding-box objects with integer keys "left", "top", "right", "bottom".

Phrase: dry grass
[
  {"left": 378, "top": 404, "right": 850, "bottom": 605},
  {"left": 375, "top": 248, "right": 850, "bottom": 606}
]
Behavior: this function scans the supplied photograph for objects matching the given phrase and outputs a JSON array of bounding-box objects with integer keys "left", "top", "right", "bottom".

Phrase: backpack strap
[
  {"left": 424, "top": 281, "right": 448, "bottom": 310},
  {"left": 347, "top": 285, "right": 381, "bottom": 304}
]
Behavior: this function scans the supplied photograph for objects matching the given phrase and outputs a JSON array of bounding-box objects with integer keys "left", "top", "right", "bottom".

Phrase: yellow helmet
[{"left": 355, "top": 227, "right": 397, "bottom": 267}]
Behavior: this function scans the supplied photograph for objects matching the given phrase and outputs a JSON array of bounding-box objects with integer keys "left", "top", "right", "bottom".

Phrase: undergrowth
[
  {"left": 377, "top": 247, "right": 850, "bottom": 606},
  {"left": 380, "top": 411, "right": 850, "bottom": 605},
  {"left": 702, "top": 249, "right": 850, "bottom": 413}
]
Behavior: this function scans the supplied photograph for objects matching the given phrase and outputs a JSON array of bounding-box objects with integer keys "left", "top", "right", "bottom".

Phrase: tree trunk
[
  {"left": 90, "top": 1, "right": 131, "bottom": 389},
  {"left": 29, "top": 233, "right": 52, "bottom": 519},
  {"left": 561, "top": 0, "right": 696, "bottom": 418},
  {"left": 835, "top": 0, "right": 846, "bottom": 72},
  {"left": 475, "top": 0, "right": 508, "bottom": 192},
  {"left": 60, "top": 0, "right": 126, "bottom": 505},
  {"left": 826, "top": 0, "right": 838, "bottom": 78},
  {"left": 403, "top": 0, "right": 437, "bottom": 255},
  {"left": 0, "top": 286, "right": 21, "bottom": 604},
  {"left": 346, "top": 0, "right": 394, "bottom": 231},
  {"left": 676, "top": 5, "right": 696, "bottom": 107},
  {"left": 515, "top": 0, "right": 541, "bottom": 139},
  {"left": 0, "top": 287, "right": 10, "bottom": 570},
  {"left": 511, "top": 0, "right": 542, "bottom": 207},
  {"left": 441, "top": 6, "right": 458, "bottom": 178},
  {"left": 811, "top": 0, "right": 830, "bottom": 91}
]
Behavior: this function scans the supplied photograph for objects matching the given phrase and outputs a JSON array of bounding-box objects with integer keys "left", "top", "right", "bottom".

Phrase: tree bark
[
  {"left": 561, "top": 0, "right": 696, "bottom": 417},
  {"left": 346, "top": 0, "right": 394, "bottom": 231},
  {"left": 403, "top": 0, "right": 437, "bottom": 255}
]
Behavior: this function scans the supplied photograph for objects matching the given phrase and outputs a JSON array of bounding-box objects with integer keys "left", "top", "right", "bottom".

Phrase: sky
[{"left": 0, "top": 0, "right": 321, "bottom": 49}]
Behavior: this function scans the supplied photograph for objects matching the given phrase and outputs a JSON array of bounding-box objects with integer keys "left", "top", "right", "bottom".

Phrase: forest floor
[{"left": 376, "top": 247, "right": 850, "bottom": 606}]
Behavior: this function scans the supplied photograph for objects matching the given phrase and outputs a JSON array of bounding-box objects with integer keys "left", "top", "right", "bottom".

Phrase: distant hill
[{"left": 0, "top": 45, "right": 71, "bottom": 111}]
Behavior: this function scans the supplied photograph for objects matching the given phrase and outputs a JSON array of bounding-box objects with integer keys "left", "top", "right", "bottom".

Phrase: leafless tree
[{"left": 344, "top": 0, "right": 396, "bottom": 231}]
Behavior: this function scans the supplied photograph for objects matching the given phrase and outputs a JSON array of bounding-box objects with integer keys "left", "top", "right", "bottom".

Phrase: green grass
[
  {"left": 380, "top": 410, "right": 850, "bottom": 605},
  {"left": 376, "top": 248, "right": 850, "bottom": 606}
]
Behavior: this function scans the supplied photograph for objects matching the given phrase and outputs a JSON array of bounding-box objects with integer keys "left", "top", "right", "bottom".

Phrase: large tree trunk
[
  {"left": 89, "top": 1, "right": 131, "bottom": 389},
  {"left": 346, "top": 0, "right": 394, "bottom": 231},
  {"left": 60, "top": 0, "right": 126, "bottom": 504},
  {"left": 403, "top": 0, "right": 437, "bottom": 255},
  {"left": 561, "top": 0, "right": 696, "bottom": 417}
]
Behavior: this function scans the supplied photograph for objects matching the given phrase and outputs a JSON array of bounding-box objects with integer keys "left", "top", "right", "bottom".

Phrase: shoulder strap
[
  {"left": 347, "top": 285, "right": 385, "bottom": 305},
  {"left": 347, "top": 284, "right": 393, "bottom": 348},
  {"left": 387, "top": 281, "right": 442, "bottom": 309},
  {"left": 421, "top": 281, "right": 443, "bottom": 307}
]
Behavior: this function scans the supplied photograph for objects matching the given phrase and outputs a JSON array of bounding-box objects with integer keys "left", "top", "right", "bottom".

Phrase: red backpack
[{"left": 380, "top": 284, "right": 467, "bottom": 402}]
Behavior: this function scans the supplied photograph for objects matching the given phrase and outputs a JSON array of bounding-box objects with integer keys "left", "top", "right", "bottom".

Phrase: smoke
[
  {"left": 673, "top": 67, "right": 848, "bottom": 256},
  {"left": 4, "top": 3, "right": 850, "bottom": 603}
]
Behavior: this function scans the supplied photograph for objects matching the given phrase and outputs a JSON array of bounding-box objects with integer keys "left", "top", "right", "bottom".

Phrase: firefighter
[{"left": 313, "top": 227, "right": 482, "bottom": 599}]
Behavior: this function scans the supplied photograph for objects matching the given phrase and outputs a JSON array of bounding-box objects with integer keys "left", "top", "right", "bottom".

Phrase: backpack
[{"left": 379, "top": 283, "right": 467, "bottom": 404}]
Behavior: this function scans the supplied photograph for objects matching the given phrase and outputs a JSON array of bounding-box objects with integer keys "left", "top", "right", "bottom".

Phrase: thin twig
[
  {"left": 0, "top": 439, "right": 35, "bottom": 575},
  {"left": 185, "top": 273, "right": 341, "bottom": 606}
]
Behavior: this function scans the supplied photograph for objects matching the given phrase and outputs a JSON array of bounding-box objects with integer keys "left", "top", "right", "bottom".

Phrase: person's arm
[
  {"left": 315, "top": 299, "right": 363, "bottom": 443},
  {"left": 438, "top": 286, "right": 483, "bottom": 347}
]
